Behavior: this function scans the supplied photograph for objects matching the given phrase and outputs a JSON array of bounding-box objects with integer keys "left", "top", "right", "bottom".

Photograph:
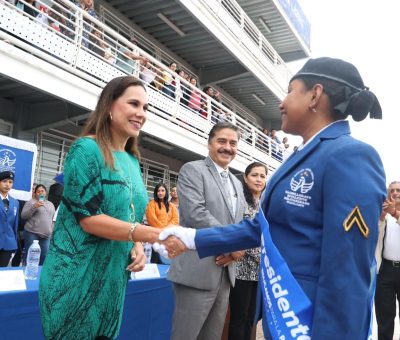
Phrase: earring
[
  {"left": 312, "top": 108, "right": 317, "bottom": 113},
  {"left": 109, "top": 112, "right": 113, "bottom": 120}
]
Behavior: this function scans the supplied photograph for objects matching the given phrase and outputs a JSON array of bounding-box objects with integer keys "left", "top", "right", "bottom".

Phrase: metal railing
[
  {"left": 198, "top": 0, "right": 291, "bottom": 89},
  {"left": 0, "top": 0, "right": 289, "bottom": 169}
]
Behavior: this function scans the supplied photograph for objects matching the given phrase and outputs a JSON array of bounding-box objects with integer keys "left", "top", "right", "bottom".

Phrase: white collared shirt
[
  {"left": 210, "top": 159, "right": 237, "bottom": 216},
  {"left": 297, "top": 120, "right": 346, "bottom": 151},
  {"left": 383, "top": 215, "right": 400, "bottom": 261},
  {"left": 0, "top": 193, "right": 9, "bottom": 201}
]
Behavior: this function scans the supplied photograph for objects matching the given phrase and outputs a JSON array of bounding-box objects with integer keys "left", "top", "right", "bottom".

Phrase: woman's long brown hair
[{"left": 81, "top": 76, "right": 146, "bottom": 169}]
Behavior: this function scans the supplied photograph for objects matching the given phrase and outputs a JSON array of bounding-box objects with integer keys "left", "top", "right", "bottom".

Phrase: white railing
[
  {"left": 0, "top": 0, "right": 289, "bottom": 168},
  {"left": 196, "top": 0, "right": 291, "bottom": 90}
]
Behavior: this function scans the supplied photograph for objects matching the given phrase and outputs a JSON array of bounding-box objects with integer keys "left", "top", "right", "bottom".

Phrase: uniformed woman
[{"left": 159, "top": 57, "right": 387, "bottom": 340}]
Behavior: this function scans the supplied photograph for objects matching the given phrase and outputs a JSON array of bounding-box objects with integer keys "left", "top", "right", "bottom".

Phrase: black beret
[
  {"left": 291, "top": 57, "right": 382, "bottom": 121},
  {"left": 291, "top": 57, "right": 366, "bottom": 90},
  {"left": 0, "top": 171, "right": 15, "bottom": 181}
]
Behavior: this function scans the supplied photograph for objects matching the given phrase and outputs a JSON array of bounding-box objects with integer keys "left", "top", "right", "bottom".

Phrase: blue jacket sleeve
[
  {"left": 311, "top": 141, "right": 385, "bottom": 339},
  {"left": 195, "top": 215, "right": 262, "bottom": 258}
]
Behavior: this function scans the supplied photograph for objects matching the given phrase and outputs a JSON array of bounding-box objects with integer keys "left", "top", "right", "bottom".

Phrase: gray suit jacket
[{"left": 168, "top": 156, "right": 246, "bottom": 290}]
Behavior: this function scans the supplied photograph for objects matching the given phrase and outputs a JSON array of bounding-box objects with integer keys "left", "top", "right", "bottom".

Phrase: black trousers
[
  {"left": 0, "top": 249, "right": 13, "bottom": 267},
  {"left": 228, "top": 279, "right": 258, "bottom": 340},
  {"left": 375, "top": 259, "right": 400, "bottom": 340}
]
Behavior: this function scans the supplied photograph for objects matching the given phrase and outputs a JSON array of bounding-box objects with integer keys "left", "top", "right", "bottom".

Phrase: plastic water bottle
[
  {"left": 143, "top": 242, "right": 152, "bottom": 264},
  {"left": 24, "top": 240, "right": 41, "bottom": 280}
]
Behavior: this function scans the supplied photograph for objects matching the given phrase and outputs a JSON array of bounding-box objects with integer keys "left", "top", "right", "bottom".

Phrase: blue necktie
[{"left": 3, "top": 198, "right": 9, "bottom": 212}]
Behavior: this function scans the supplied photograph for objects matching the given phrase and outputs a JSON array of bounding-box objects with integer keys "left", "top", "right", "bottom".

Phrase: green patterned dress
[{"left": 39, "top": 137, "right": 148, "bottom": 339}]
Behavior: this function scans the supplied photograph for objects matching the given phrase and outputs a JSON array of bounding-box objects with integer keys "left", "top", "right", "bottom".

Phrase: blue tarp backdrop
[{"left": 0, "top": 135, "right": 37, "bottom": 201}]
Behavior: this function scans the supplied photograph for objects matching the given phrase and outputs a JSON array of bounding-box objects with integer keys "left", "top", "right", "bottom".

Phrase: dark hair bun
[{"left": 345, "top": 90, "right": 382, "bottom": 122}]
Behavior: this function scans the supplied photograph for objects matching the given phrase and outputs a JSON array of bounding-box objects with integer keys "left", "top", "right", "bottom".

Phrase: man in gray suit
[{"left": 168, "top": 122, "right": 246, "bottom": 340}]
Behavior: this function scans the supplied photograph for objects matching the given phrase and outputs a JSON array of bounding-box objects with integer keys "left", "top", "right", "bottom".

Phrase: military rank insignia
[{"left": 343, "top": 206, "right": 369, "bottom": 238}]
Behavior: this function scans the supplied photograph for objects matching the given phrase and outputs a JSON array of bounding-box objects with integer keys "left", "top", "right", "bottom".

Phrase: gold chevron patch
[{"left": 343, "top": 206, "right": 369, "bottom": 238}]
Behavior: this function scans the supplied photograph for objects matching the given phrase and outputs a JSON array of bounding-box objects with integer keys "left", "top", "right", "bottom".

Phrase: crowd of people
[{"left": 3, "top": 0, "right": 286, "bottom": 159}]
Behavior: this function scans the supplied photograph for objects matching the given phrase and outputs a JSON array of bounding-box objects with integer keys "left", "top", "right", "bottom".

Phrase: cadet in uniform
[
  {"left": 159, "top": 57, "right": 386, "bottom": 339},
  {"left": 0, "top": 171, "right": 19, "bottom": 267}
]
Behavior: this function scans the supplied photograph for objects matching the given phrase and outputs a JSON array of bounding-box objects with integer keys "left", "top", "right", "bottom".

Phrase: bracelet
[{"left": 128, "top": 222, "right": 139, "bottom": 242}]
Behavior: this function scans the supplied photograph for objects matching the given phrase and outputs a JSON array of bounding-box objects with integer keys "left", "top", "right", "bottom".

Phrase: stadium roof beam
[{"left": 199, "top": 63, "right": 249, "bottom": 86}]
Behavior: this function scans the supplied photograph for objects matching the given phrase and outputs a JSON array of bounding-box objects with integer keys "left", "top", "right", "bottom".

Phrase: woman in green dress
[{"left": 39, "top": 76, "right": 165, "bottom": 339}]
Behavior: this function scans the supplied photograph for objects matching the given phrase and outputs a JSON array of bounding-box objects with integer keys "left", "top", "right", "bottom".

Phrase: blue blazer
[
  {"left": 195, "top": 121, "right": 386, "bottom": 339},
  {"left": 0, "top": 195, "right": 19, "bottom": 251}
]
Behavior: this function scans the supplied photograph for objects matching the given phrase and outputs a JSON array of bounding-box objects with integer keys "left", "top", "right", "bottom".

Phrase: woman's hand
[
  {"left": 126, "top": 242, "right": 146, "bottom": 272},
  {"left": 34, "top": 201, "right": 44, "bottom": 209}
]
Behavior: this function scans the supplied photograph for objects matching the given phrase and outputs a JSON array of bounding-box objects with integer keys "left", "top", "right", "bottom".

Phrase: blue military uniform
[
  {"left": 0, "top": 195, "right": 19, "bottom": 251},
  {"left": 195, "top": 120, "right": 386, "bottom": 339}
]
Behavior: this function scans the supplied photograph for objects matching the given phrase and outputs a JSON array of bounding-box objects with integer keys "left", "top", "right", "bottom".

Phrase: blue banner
[
  {"left": 259, "top": 209, "right": 313, "bottom": 339},
  {"left": 278, "top": 0, "right": 311, "bottom": 48},
  {"left": 0, "top": 144, "right": 34, "bottom": 192}
]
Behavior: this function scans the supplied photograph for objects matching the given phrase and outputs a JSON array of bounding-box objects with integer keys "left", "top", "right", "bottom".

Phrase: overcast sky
[{"left": 286, "top": 0, "right": 399, "bottom": 184}]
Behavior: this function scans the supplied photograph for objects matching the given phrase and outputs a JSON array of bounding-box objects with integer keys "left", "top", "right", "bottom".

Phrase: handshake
[{"left": 153, "top": 226, "right": 197, "bottom": 259}]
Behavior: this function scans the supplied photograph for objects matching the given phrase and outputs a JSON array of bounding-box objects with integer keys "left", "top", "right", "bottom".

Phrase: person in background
[
  {"left": 116, "top": 37, "right": 147, "bottom": 76},
  {"left": 228, "top": 162, "right": 267, "bottom": 340},
  {"left": 139, "top": 58, "right": 157, "bottom": 86},
  {"left": 89, "top": 27, "right": 115, "bottom": 64},
  {"left": 146, "top": 183, "right": 179, "bottom": 264},
  {"left": 0, "top": 171, "right": 19, "bottom": 267},
  {"left": 39, "top": 76, "right": 174, "bottom": 339},
  {"left": 75, "top": 0, "right": 97, "bottom": 49},
  {"left": 170, "top": 186, "right": 179, "bottom": 210},
  {"left": 269, "top": 129, "right": 281, "bottom": 160},
  {"left": 282, "top": 136, "right": 290, "bottom": 149},
  {"left": 21, "top": 184, "right": 55, "bottom": 265},
  {"left": 146, "top": 183, "right": 179, "bottom": 229},
  {"left": 375, "top": 181, "right": 400, "bottom": 340},
  {"left": 160, "top": 57, "right": 386, "bottom": 340},
  {"left": 168, "top": 122, "right": 246, "bottom": 340},
  {"left": 177, "top": 69, "right": 190, "bottom": 106},
  {"left": 16, "top": 0, "right": 38, "bottom": 18},
  {"left": 188, "top": 77, "right": 205, "bottom": 117},
  {"left": 161, "top": 62, "right": 177, "bottom": 99}
]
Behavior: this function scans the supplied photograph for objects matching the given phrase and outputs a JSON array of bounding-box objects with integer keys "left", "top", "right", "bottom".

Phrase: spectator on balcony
[
  {"left": 161, "top": 62, "right": 177, "bottom": 99},
  {"left": 178, "top": 69, "right": 190, "bottom": 106},
  {"left": 188, "top": 77, "right": 206, "bottom": 117},
  {"left": 89, "top": 26, "right": 114, "bottom": 62},
  {"left": 282, "top": 136, "right": 290, "bottom": 149},
  {"left": 75, "top": 0, "right": 98, "bottom": 49},
  {"left": 270, "top": 128, "right": 281, "bottom": 160},
  {"left": 116, "top": 37, "right": 147, "bottom": 76},
  {"left": 139, "top": 58, "right": 157, "bottom": 85},
  {"left": 203, "top": 86, "right": 222, "bottom": 123},
  {"left": 46, "top": 0, "right": 74, "bottom": 38},
  {"left": 16, "top": 0, "right": 38, "bottom": 18}
]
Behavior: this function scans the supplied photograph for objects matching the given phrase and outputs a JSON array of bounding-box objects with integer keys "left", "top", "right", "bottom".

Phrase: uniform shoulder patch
[{"left": 343, "top": 206, "right": 369, "bottom": 238}]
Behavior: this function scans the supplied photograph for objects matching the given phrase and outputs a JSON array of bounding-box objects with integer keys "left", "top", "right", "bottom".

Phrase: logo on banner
[
  {"left": 0, "top": 149, "right": 17, "bottom": 172},
  {"left": 284, "top": 169, "right": 314, "bottom": 208}
]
